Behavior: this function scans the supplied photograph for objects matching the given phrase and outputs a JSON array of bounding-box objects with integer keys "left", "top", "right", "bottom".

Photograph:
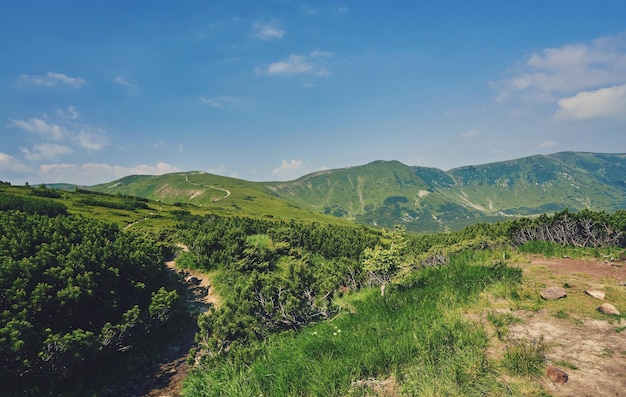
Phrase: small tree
[{"left": 362, "top": 224, "right": 407, "bottom": 296}]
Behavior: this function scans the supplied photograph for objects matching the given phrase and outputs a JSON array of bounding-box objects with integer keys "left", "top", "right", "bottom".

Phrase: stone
[
  {"left": 546, "top": 366, "right": 569, "bottom": 384},
  {"left": 540, "top": 286, "right": 567, "bottom": 300},
  {"left": 585, "top": 290, "right": 606, "bottom": 300},
  {"left": 597, "top": 303, "right": 620, "bottom": 315}
]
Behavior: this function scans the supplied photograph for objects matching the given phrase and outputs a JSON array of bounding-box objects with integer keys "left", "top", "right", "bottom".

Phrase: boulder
[
  {"left": 540, "top": 286, "right": 567, "bottom": 300},
  {"left": 585, "top": 290, "right": 605, "bottom": 300},
  {"left": 597, "top": 303, "right": 620, "bottom": 315},
  {"left": 546, "top": 366, "right": 569, "bottom": 384}
]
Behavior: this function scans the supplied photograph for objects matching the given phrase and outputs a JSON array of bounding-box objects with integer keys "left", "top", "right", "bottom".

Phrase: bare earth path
[
  {"left": 142, "top": 245, "right": 219, "bottom": 397},
  {"left": 508, "top": 256, "right": 626, "bottom": 397},
  {"left": 185, "top": 173, "right": 231, "bottom": 202},
  {"left": 102, "top": 245, "right": 217, "bottom": 397}
]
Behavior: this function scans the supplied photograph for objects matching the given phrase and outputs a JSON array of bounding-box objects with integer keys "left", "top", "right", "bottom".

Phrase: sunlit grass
[{"left": 183, "top": 250, "right": 525, "bottom": 396}]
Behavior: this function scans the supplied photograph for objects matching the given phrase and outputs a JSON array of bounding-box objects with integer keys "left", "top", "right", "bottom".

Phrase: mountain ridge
[{"left": 88, "top": 151, "right": 626, "bottom": 232}]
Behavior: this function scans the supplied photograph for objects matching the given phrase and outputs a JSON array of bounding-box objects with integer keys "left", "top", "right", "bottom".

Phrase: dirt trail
[
  {"left": 102, "top": 244, "right": 217, "bottom": 397},
  {"left": 142, "top": 245, "right": 219, "bottom": 397},
  {"left": 508, "top": 257, "right": 626, "bottom": 397},
  {"left": 184, "top": 174, "right": 231, "bottom": 202}
]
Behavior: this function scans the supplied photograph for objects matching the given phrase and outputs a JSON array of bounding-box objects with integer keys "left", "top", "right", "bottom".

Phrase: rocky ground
[{"left": 506, "top": 256, "right": 626, "bottom": 397}]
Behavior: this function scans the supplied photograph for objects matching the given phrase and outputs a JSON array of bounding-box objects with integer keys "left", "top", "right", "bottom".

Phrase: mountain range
[{"left": 88, "top": 152, "right": 626, "bottom": 233}]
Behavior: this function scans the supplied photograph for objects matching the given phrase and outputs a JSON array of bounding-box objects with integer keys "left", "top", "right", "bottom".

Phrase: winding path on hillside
[
  {"left": 103, "top": 244, "right": 218, "bottom": 397},
  {"left": 184, "top": 174, "right": 231, "bottom": 202}
]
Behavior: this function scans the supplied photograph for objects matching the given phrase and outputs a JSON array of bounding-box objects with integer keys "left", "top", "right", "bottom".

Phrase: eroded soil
[{"left": 508, "top": 257, "right": 626, "bottom": 397}]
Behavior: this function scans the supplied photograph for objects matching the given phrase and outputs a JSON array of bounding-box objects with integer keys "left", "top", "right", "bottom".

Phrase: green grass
[
  {"left": 183, "top": 250, "right": 524, "bottom": 396},
  {"left": 552, "top": 359, "right": 579, "bottom": 370},
  {"left": 501, "top": 337, "right": 546, "bottom": 377}
]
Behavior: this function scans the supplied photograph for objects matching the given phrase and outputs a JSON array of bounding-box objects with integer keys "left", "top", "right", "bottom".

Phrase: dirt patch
[
  {"left": 506, "top": 257, "right": 626, "bottom": 397},
  {"left": 520, "top": 255, "right": 626, "bottom": 281}
]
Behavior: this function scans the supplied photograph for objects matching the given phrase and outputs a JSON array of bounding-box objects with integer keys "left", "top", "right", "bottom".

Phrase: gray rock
[
  {"left": 597, "top": 303, "right": 620, "bottom": 315},
  {"left": 585, "top": 290, "right": 606, "bottom": 300},
  {"left": 540, "top": 286, "right": 567, "bottom": 300}
]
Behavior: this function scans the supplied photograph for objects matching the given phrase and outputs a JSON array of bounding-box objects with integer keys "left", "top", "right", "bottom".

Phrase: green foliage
[
  {"left": 30, "top": 187, "right": 62, "bottom": 199},
  {"left": 0, "top": 192, "right": 67, "bottom": 216},
  {"left": 362, "top": 224, "right": 408, "bottom": 288},
  {"left": 0, "top": 210, "right": 179, "bottom": 394},
  {"left": 184, "top": 251, "right": 524, "bottom": 396},
  {"left": 77, "top": 196, "right": 149, "bottom": 210},
  {"left": 501, "top": 337, "right": 546, "bottom": 377}
]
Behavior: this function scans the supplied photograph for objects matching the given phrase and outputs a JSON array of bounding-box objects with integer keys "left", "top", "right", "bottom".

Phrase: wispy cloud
[
  {"left": 495, "top": 33, "right": 626, "bottom": 121},
  {"left": 8, "top": 107, "right": 110, "bottom": 160},
  {"left": 72, "top": 128, "right": 110, "bottom": 151},
  {"left": 39, "top": 162, "right": 182, "bottom": 185},
  {"left": 539, "top": 141, "right": 557, "bottom": 148},
  {"left": 252, "top": 22, "right": 285, "bottom": 40},
  {"left": 21, "top": 143, "right": 73, "bottom": 161},
  {"left": 256, "top": 51, "right": 332, "bottom": 77},
  {"left": 57, "top": 106, "right": 80, "bottom": 120},
  {"left": 9, "top": 118, "right": 67, "bottom": 141},
  {"left": 114, "top": 76, "right": 138, "bottom": 94},
  {"left": 272, "top": 159, "right": 308, "bottom": 180},
  {"left": 499, "top": 34, "right": 626, "bottom": 98},
  {"left": 0, "top": 152, "right": 28, "bottom": 172},
  {"left": 461, "top": 129, "right": 479, "bottom": 138},
  {"left": 19, "top": 72, "right": 86, "bottom": 88},
  {"left": 199, "top": 96, "right": 236, "bottom": 107},
  {"left": 555, "top": 83, "right": 626, "bottom": 120}
]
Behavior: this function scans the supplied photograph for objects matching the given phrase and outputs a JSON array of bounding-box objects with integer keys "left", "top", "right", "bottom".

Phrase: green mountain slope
[
  {"left": 446, "top": 152, "right": 626, "bottom": 216},
  {"left": 86, "top": 152, "right": 626, "bottom": 233},
  {"left": 89, "top": 171, "right": 355, "bottom": 226}
]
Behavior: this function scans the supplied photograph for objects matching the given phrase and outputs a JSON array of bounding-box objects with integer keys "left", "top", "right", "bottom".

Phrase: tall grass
[{"left": 183, "top": 250, "right": 523, "bottom": 396}]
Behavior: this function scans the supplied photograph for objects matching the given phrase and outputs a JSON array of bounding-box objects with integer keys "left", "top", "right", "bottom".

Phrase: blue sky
[{"left": 2, "top": 1, "right": 626, "bottom": 185}]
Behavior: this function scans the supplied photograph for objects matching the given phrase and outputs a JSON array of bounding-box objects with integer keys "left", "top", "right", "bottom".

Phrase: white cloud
[
  {"left": 498, "top": 33, "right": 626, "bottom": 99},
  {"left": 9, "top": 118, "right": 67, "bottom": 140},
  {"left": 21, "top": 143, "right": 73, "bottom": 161},
  {"left": 72, "top": 128, "right": 110, "bottom": 151},
  {"left": 539, "top": 141, "right": 557, "bottom": 148},
  {"left": 39, "top": 162, "right": 182, "bottom": 185},
  {"left": 461, "top": 129, "right": 479, "bottom": 138},
  {"left": 252, "top": 22, "right": 285, "bottom": 40},
  {"left": 200, "top": 97, "right": 222, "bottom": 107},
  {"left": 0, "top": 152, "right": 28, "bottom": 172},
  {"left": 9, "top": 108, "right": 111, "bottom": 158},
  {"left": 257, "top": 52, "right": 332, "bottom": 77},
  {"left": 555, "top": 84, "right": 626, "bottom": 120},
  {"left": 300, "top": 4, "right": 319, "bottom": 16},
  {"left": 19, "top": 72, "right": 86, "bottom": 88},
  {"left": 114, "top": 76, "right": 138, "bottom": 94},
  {"left": 199, "top": 96, "right": 236, "bottom": 107},
  {"left": 57, "top": 106, "right": 80, "bottom": 120},
  {"left": 272, "top": 159, "right": 308, "bottom": 180}
]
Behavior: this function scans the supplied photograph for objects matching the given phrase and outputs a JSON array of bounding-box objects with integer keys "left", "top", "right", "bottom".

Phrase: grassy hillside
[
  {"left": 266, "top": 152, "right": 626, "bottom": 232},
  {"left": 447, "top": 152, "right": 626, "bottom": 216},
  {"left": 89, "top": 171, "right": 356, "bottom": 227},
  {"left": 84, "top": 152, "right": 626, "bottom": 233},
  {"left": 0, "top": 184, "right": 181, "bottom": 234}
]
